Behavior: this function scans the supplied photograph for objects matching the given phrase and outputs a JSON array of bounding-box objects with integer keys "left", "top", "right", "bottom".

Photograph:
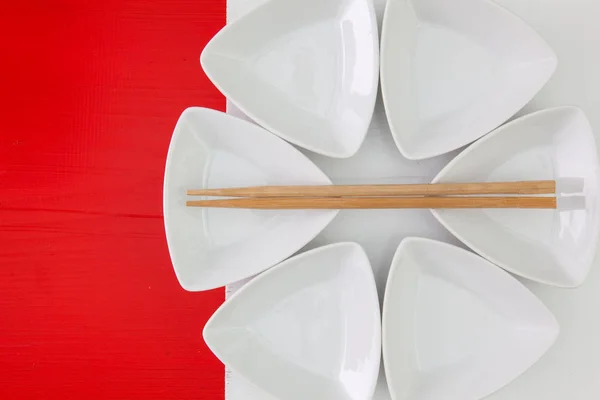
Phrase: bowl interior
[
  {"left": 204, "top": 243, "right": 381, "bottom": 400},
  {"left": 383, "top": 238, "right": 559, "bottom": 400},
  {"left": 163, "top": 108, "right": 337, "bottom": 291},
  {"left": 381, "top": 0, "right": 556, "bottom": 159},
  {"left": 201, "top": 0, "right": 379, "bottom": 157},
  {"left": 433, "top": 107, "right": 600, "bottom": 287}
]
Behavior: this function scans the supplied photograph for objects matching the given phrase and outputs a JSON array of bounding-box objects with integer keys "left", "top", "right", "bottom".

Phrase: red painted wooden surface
[{"left": 0, "top": 1, "right": 226, "bottom": 398}]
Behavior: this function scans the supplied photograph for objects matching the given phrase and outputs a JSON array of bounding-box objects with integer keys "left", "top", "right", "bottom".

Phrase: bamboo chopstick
[
  {"left": 186, "top": 180, "right": 556, "bottom": 198},
  {"left": 186, "top": 196, "right": 557, "bottom": 209}
]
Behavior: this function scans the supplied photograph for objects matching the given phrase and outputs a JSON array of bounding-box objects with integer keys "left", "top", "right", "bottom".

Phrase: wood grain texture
[
  {"left": 0, "top": 1, "right": 225, "bottom": 399},
  {"left": 186, "top": 196, "right": 557, "bottom": 209},
  {"left": 186, "top": 181, "right": 557, "bottom": 197}
]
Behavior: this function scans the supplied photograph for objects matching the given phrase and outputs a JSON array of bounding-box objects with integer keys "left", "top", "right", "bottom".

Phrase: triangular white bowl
[
  {"left": 432, "top": 106, "right": 600, "bottom": 287},
  {"left": 380, "top": 0, "right": 557, "bottom": 160},
  {"left": 383, "top": 237, "right": 559, "bottom": 400},
  {"left": 163, "top": 108, "right": 338, "bottom": 291},
  {"left": 201, "top": 0, "right": 379, "bottom": 158},
  {"left": 204, "top": 243, "right": 381, "bottom": 400}
]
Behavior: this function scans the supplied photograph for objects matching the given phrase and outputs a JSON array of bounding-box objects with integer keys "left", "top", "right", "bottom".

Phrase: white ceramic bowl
[
  {"left": 201, "top": 0, "right": 379, "bottom": 158},
  {"left": 432, "top": 106, "right": 600, "bottom": 287},
  {"left": 380, "top": 0, "right": 557, "bottom": 160},
  {"left": 204, "top": 242, "right": 381, "bottom": 400},
  {"left": 163, "top": 108, "right": 338, "bottom": 291},
  {"left": 383, "top": 237, "right": 559, "bottom": 400}
]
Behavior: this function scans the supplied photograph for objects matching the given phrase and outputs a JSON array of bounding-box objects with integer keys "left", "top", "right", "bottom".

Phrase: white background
[{"left": 224, "top": 0, "right": 600, "bottom": 398}]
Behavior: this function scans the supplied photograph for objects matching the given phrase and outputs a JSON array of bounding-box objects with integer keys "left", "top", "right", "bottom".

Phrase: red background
[{"left": 0, "top": 1, "right": 226, "bottom": 398}]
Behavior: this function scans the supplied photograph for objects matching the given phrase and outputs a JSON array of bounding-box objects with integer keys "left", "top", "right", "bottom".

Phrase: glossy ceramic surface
[
  {"left": 204, "top": 243, "right": 381, "bottom": 400},
  {"left": 380, "top": 0, "right": 557, "bottom": 160},
  {"left": 383, "top": 237, "right": 559, "bottom": 400},
  {"left": 201, "top": 0, "right": 379, "bottom": 158},
  {"left": 226, "top": 0, "right": 600, "bottom": 399},
  {"left": 432, "top": 107, "right": 600, "bottom": 287},
  {"left": 163, "top": 108, "right": 338, "bottom": 291}
]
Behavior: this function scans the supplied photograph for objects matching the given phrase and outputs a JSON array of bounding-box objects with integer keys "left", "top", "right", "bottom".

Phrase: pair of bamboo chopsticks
[{"left": 185, "top": 180, "right": 557, "bottom": 209}]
